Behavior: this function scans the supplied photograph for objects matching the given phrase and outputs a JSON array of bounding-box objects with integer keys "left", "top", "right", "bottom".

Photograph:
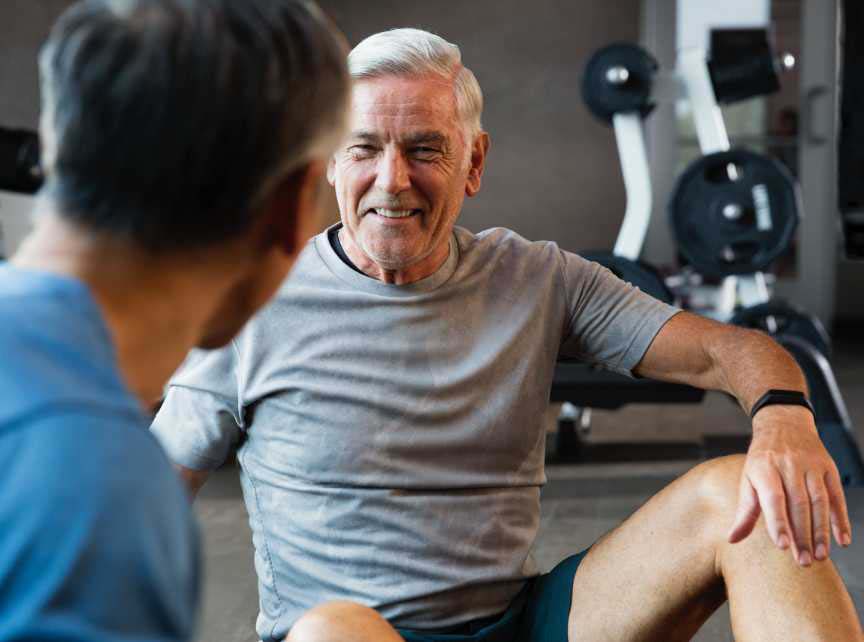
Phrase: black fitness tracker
[{"left": 749, "top": 389, "right": 815, "bottom": 421}]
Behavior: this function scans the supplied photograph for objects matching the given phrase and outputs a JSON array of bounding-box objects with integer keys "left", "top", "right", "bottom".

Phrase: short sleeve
[
  {"left": 151, "top": 343, "right": 244, "bottom": 471},
  {"left": 558, "top": 250, "right": 680, "bottom": 376}
]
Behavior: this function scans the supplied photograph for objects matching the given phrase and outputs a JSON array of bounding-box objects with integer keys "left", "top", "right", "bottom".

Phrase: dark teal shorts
[{"left": 396, "top": 549, "right": 589, "bottom": 642}]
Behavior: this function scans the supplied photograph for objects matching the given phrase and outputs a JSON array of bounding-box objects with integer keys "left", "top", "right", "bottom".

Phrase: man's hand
[
  {"left": 636, "top": 313, "right": 854, "bottom": 564},
  {"left": 727, "top": 405, "right": 853, "bottom": 565}
]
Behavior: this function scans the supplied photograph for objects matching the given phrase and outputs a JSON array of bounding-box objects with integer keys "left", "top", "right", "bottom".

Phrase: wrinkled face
[{"left": 329, "top": 75, "right": 485, "bottom": 279}]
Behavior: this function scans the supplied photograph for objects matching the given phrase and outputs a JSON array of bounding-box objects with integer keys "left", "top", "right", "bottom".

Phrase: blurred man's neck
[{"left": 11, "top": 204, "right": 248, "bottom": 408}]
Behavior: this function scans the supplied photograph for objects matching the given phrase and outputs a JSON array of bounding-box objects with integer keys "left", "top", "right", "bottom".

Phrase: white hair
[{"left": 348, "top": 28, "right": 483, "bottom": 137}]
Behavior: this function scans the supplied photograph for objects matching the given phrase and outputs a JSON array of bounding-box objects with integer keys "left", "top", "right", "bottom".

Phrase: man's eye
[
  {"left": 411, "top": 147, "right": 440, "bottom": 158},
  {"left": 348, "top": 145, "right": 377, "bottom": 157}
]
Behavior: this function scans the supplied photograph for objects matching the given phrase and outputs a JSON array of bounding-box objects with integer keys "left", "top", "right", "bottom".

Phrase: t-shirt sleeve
[
  {"left": 558, "top": 250, "right": 681, "bottom": 376},
  {"left": 151, "top": 343, "right": 244, "bottom": 471},
  {"left": 0, "top": 410, "right": 200, "bottom": 641}
]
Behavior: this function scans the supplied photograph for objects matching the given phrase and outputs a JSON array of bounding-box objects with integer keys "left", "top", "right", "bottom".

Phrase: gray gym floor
[{"left": 192, "top": 340, "right": 864, "bottom": 642}]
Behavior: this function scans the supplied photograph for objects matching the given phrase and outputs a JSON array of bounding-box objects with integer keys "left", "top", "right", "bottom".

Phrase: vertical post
[
  {"left": 641, "top": 0, "right": 679, "bottom": 267},
  {"left": 794, "top": 0, "right": 839, "bottom": 327}
]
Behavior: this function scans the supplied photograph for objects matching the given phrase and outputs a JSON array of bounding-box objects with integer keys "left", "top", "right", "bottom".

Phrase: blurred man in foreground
[{"left": 0, "top": 1, "right": 348, "bottom": 639}]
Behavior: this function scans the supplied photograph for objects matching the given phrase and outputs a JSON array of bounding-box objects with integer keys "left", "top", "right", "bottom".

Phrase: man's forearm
[
  {"left": 706, "top": 326, "right": 809, "bottom": 416},
  {"left": 635, "top": 313, "right": 809, "bottom": 415}
]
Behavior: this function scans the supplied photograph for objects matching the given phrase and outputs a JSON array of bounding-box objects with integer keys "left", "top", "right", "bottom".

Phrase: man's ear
[
  {"left": 257, "top": 160, "right": 326, "bottom": 257},
  {"left": 465, "top": 132, "right": 490, "bottom": 198}
]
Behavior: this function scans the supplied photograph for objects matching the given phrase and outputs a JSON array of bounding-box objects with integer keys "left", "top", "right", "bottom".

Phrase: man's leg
[
  {"left": 568, "top": 455, "right": 862, "bottom": 642},
  {"left": 286, "top": 601, "right": 405, "bottom": 642}
]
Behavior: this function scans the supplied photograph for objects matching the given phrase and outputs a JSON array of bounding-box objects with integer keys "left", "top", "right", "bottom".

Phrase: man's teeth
[{"left": 373, "top": 208, "right": 416, "bottom": 218}]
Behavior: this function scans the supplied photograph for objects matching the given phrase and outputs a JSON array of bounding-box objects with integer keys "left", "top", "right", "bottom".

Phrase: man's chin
[{"left": 360, "top": 240, "right": 424, "bottom": 270}]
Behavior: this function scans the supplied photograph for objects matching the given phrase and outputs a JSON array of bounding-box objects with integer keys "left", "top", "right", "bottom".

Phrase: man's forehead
[{"left": 351, "top": 76, "right": 458, "bottom": 120}]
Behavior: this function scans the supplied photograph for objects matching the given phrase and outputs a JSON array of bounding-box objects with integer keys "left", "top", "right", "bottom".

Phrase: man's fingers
[
  {"left": 728, "top": 474, "right": 761, "bottom": 543},
  {"left": 784, "top": 471, "right": 814, "bottom": 566},
  {"left": 824, "top": 468, "right": 853, "bottom": 547},
  {"left": 805, "top": 471, "right": 831, "bottom": 561},
  {"left": 749, "top": 464, "right": 792, "bottom": 550}
]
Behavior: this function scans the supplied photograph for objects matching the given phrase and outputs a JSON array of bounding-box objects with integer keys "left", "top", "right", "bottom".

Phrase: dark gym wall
[
  {"left": 0, "top": 1, "right": 72, "bottom": 129},
  {"left": 0, "top": 1, "right": 642, "bottom": 254},
  {"left": 318, "top": 0, "right": 643, "bottom": 252},
  {"left": 836, "top": 0, "right": 864, "bottom": 327}
]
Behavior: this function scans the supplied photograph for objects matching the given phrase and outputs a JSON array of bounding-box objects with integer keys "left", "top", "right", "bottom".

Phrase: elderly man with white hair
[{"left": 152, "top": 28, "right": 863, "bottom": 642}]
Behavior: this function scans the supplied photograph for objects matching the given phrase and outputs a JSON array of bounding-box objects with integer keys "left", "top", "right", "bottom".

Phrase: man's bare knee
[
  {"left": 678, "top": 455, "right": 747, "bottom": 538},
  {"left": 286, "top": 601, "right": 402, "bottom": 642},
  {"left": 694, "top": 454, "right": 746, "bottom": 504}
]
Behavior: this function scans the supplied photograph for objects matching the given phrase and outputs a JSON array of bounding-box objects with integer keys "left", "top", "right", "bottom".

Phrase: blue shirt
[{"left": 0, "top": 265, "right": 200, "bottom": 641}]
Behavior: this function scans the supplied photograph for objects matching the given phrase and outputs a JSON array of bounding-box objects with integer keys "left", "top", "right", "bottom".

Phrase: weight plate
[
  {"left": 709, "top": 54, "right": 781, "bottom": 104},
  {"left": 669, "top": 149, "right": 800, "bottom": 277},
  {"left": 582, "top": 43, "right": 658, "bottom": 124},
  {"left": 731, "top": 302, "right": 831, "bottom": 357},
  {"left": 582, "top": 252, "right": 674, "bottom": 304}
]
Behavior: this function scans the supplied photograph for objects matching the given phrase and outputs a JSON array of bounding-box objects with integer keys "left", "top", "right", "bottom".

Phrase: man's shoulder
[
  {"left": 0, "top": 266, "right": 137, "bottom": 426},
  {"left": 0, "top": 408, "right": 200, "bottom": 640},
  {"left": 0, "top": 334, "right": 138, "bottom": 426},
  {"left": 455, "top": 226, "right": 564, "bottom": 271},
  {"left": 2, "top": 406, "right": 175, "bottom": 496},
  {"left": 0, "top": 406, "right": 196, "bottom": 578}
]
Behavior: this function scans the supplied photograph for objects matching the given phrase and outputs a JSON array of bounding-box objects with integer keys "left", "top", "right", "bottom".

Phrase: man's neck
[
  {"left": 12, "top": 207, "right": 244, "bottom": 407},
  {"left": 337, "top": 226, "right": 451, "bottom": 285}
]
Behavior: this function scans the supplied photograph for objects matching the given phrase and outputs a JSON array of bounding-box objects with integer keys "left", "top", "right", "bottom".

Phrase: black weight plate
[
  {"left": 582, "top": 252, "right": 674, "bottom": 304},
  {"left": 669, "top": 149, "right": 800, "bottom": 277},
  {"left": 731, "top": 302, "right": 831, "bottom": 357},
  {"left": 582, "top": 43, "right": 658, "bottom": 124},
  {"left": 709, "top": 54, "right": 781, "bottom": 104}
]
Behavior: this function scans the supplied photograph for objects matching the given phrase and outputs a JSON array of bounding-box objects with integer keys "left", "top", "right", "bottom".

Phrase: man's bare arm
[
  {"left": 634, "top": 311, "right": 806, "bottom": 409},
  {"left": 175, "top": 464, "right": 211, "bottom": 500},
  {"left": 635, "top": 311, "right": 852, "bottom": 566}
]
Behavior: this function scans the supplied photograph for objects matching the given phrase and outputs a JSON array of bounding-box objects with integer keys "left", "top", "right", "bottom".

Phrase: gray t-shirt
[{"left": 151, "top": 225, "right": 678, "bottom": 641}]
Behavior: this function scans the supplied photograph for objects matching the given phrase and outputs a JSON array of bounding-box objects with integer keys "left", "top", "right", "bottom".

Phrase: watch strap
[{"left": 749, "top": 389, "right": 815, "bottom": 421}]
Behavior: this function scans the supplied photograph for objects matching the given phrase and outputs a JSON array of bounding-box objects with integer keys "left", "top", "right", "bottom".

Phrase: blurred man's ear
[
  {"left": 258, "top": 160, "right": 326, "bottom": 257},
  {"left": 465, "top": 132, "right": 490, "bottom": 198},
  {"left": 326, "top": 156, "right": 336, "bottom": 186}
]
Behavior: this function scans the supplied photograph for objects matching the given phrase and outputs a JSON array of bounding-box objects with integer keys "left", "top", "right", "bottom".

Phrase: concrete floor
[{"left": 192, "top": 340, "right": 864, "bottom": 642}]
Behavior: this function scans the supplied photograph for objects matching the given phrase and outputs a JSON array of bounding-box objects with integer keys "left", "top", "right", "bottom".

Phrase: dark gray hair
[
  {"left": 39, "top": 0, "right": 349, "bottom": 251},
  {"left": 348, "top": 28, "right": 483, "bottom": 137}
]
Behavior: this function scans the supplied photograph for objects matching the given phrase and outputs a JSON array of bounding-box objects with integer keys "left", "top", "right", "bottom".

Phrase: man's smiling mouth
[{"left": 366, "top": 208, "right": 421, "bottom": 219}]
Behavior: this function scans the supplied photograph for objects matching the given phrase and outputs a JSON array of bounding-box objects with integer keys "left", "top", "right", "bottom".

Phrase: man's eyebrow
[
  {"left": 403, "top": 131, "right": 447, "bottom": 146},
  {"left": 347, "top": 131, "right": 380, "bottom": 143},
  {"left": 345, "top": 130, "right": 449, "bottom": 146}
]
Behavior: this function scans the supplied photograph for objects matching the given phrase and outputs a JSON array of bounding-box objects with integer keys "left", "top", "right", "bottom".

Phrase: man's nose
[{"left": 374, "top": 148, "right": 411, "bottom": 194}]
